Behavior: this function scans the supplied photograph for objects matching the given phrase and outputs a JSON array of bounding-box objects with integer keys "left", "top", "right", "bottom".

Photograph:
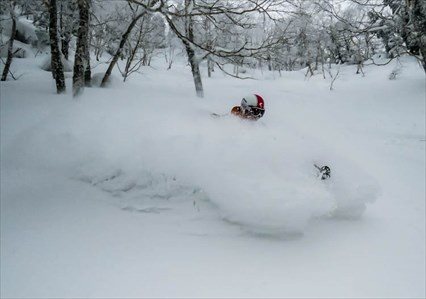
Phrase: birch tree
[
  {"left": 73, "top": 0, "right": 90, "bottom": 97},
  {"left": 130, "top": 0, "right": 287, "bottom": 98},
  {"left": 101, "top": 4, "right": 145, "bottom": 87},
  {"left": 45, "top": 0, "right": 66, "bottom": 93},
  {"left": 1, "top": 1, "right": 17, "bottom": 81}
]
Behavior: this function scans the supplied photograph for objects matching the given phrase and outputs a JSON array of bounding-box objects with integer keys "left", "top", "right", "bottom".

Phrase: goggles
[
  {"left": 249, "top": 107, "right": 265, "bottom": 117},
  {"left": 241, "top": 101, "right": 265, "bottom": 118}
]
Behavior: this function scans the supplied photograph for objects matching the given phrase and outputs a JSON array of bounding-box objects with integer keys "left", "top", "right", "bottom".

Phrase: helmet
[{"left": 241, "top": 94, "right": 265, "bottom": 118}]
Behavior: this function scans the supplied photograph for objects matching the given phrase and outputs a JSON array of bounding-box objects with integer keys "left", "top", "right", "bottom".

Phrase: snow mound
[
  {"left": 0, "top": 37, "right": 33, "bottom": 58},
  {"left": 91, "top": 72, "right": 120, "bottom": 87},
  {"left": 39, "top": 54, "right": 73, "bottom": 72},
  {"left": 1, "top": 17, "right": 38, "bottom": 44}
]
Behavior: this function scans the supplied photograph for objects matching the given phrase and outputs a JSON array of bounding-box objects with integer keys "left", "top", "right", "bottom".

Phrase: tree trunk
[
  {"left": 84, "top": 33, "right": 91, "bottom": 86},
  {"left": 61, "top": 33, "right": 71, "bottom": 60},
  {"left": 47, "top": 0, "right": 66, "bottom": 93},
  {"left": 305, "top": 62, "right": 314, "bottom": 77},
  {"left": 419, "top": 47, "right": 426, "bottom": 73},
  {"left": 59, "top": 1, "right": 70, "bottom": 60},
  {"left": 1, "top": 9, "right": 16, "bottom": 81},
  {"left": 73, "top": 0, "right": 89, "bottom": 97},
  {"left": 84, "top": 55, "right": 91, "bottom": 86},
  {"left": 122, "top": 44, "right": 137, "bottom": 81},
  {"left": 101, "top": 12, "right": 145, "bottom": 87},
  {"left": 184, "top": 0, "right": 204, "bottom": 98},
  {"left": 267, "top": 55, "right": 272, "bottom": 71},
  {"left": 184, "top": 42, "right": 204, "bottom": 98},
  {"left": 207, "top": 57, "right": 213, "bottom": 78},
  {"left": 411, "top": 0, "right": 426, "bottom": 73}
]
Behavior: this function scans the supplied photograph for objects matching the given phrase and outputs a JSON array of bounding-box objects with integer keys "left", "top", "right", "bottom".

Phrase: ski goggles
[
  {"left": 249, "top": 107, "right": 265, "bottom": 117},
  {"left": 241, "top": 99, "right": 265, "bottom": 118},
  {"left": 242, "top": 106, "right": 265, "bottom": 118}
]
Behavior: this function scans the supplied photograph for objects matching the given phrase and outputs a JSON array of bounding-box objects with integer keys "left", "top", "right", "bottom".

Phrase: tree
[
  {"left": 1, "top": 1, "right": 17, "bottom": 81},
  {"left": 45, "top": 0, "right": 66, "bottom": 93},
  {"left": 181, "top": 0, "right": 204, "bottom": 97},
  {"left": 101, "top": 4, "right": 145, "bottom": 87},
  {"left": 73, "top": 0, "right": 90, "bottom": 97},
  {"left": 130, "top": 0, "right": 288, "bottom": 97},
  {"left": 120, "top": 14, "right": 165, "bottom": 81},
  {"left": 401, "top": 0, "right": 426, "bottom": 72},
  {"left": 318, "top": 0, "right": 426, "bottom": 73},
  {"left": 58, "top": 0, "right": 78, "bottom": 60}
]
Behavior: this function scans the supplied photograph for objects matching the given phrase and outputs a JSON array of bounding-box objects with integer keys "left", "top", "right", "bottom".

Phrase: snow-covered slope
[{"left": 1, "top": 55, "right": 425, "bottom": 298}]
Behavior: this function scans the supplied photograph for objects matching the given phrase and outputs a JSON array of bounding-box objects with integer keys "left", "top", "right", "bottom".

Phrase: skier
[
  {"left": 213, "top": 94, "right": 331, "bottom": 180},
  {"left": 231, "top": 94, "right": 265, "bottom": 120},
  {"left": 231, "top": 94, "right": 330, "bottom": 180}
]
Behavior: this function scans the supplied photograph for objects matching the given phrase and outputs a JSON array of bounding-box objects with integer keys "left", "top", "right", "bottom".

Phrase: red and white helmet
[{"left": 241, "top": 94, "right": 265, "bottom": 118}]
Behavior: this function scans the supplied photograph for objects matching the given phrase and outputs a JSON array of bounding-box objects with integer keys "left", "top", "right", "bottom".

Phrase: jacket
[{"left": 231, "top": 106, "right": 261, "bottom": 121}]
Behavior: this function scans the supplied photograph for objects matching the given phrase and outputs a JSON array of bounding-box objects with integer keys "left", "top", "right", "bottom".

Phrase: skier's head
[{"left": 241, "top": 94, "right": 265, "bottom": 119}]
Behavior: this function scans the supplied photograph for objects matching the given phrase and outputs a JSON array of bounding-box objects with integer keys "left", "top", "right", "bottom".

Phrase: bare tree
[
  {"left": 1, "top": 1, "right": 17, "bottom": 82},
  {"left": 164, "top": 29, "right": 180, "bottom": 70},
  {"left": 130, "top": 0, "right": 288, "bottom": 97},
  {"left": 73, "top": 0, "right": 90, "bottom": 97},
  {"left": 408, "top": 0, "right": 426, "bottom": 72},
  {"left": 58, "top": 0, "right": 77, "bottom": 60},
  {"left": 119, "top": 14, "right": 164, "bottom": 81},
  {"left": 317, "top": 0, "right": 426, "bottom": 73},
  {"left": 120, "top": 18, "right": 149, "bottom": 81},
  {"left": 101, "top": 4, "right": 145, "bottom": 87},
  {"left": 181, "top": 0, "right": 204, "bottom": 97},
  {"left": 45, "top": 0, "right": 66, "bottom": 93}
]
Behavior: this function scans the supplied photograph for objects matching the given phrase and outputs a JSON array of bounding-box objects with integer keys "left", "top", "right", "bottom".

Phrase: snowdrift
[
  {"left": 0, "top": 37, "right": 34, "bottom": 58},
  {"left": 40, "top": 54, "right": 73, "bottom": 72},
  {"left": 3, "top": 80, "right": 380, "bottom": 235},
  {"left": 1, "top": 17, "right": 38, "bottom": 45}
]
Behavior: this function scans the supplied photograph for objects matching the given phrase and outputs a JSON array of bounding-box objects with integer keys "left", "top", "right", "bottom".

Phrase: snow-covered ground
[{"left": 1, "top": 54, "right": 425, "bottom": 298}]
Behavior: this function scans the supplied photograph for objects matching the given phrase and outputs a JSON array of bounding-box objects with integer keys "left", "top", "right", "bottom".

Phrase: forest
[{"left": 1, "top": 0, "right": 425, "bottom": 96}]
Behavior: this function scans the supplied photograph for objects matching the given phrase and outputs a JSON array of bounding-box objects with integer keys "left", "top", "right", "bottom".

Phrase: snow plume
[{"left": 3, "top": 82, "right": 379, "bottom": 235}]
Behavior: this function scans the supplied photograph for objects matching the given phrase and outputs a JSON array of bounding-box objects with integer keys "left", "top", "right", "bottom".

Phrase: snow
[
  {"left": 1, "top": 55, "right": 425, "bottom": 298},
  {"left": 0, "top": 36, "right": 34, "bottom": 58},
  {"left": 39, "top": 54, "right": 73, "bottom": 72},
  {"left": 1, "top": 17, "right": 38, "bottom": 44}
]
